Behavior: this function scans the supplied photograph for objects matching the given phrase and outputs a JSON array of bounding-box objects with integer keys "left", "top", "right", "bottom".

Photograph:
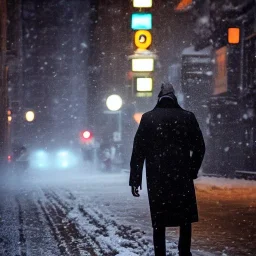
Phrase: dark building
[
  {"left": 181, "top": 45, "right": 213, "bottom": 137},
  {"left": 0, "top": 0, "right": 22, "bottom": 168},
  {"left": 205, "top": 0, "right": 256, "bottom": 177},
  {"left": 6, "top": 0, "right": 23, "bottom": 150},
  {"left": 21, "top": 0, "right": 90, "bottom": 148},
  {"left": 176, "top": 0, "right": 256, "bottom": 177},
  {"left": 0, "top": 0, "right": 8, "bottom": 168}
]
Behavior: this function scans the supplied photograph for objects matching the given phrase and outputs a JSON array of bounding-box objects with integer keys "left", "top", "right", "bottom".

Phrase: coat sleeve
[
  {"left": 188, "top": 113, "right": 206, "bottom": 179},
  {"left": 129, "top": 115, "right": 147, "bottom": 189}
]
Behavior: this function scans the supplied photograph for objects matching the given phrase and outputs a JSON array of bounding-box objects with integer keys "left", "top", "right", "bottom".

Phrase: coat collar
[{"left": 154, "top": 97, "right": 182, "bottom": 109}]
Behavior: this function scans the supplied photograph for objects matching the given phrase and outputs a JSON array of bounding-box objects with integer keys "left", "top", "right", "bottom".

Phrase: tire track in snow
[
  {"left": 45, "top": 189, "right": 120, "bottom": 255},
  {"left": 78, "top": 205, "right": 149, "bottom": 252},
  {"left": 48, "top": 189, "right": 150, "bottom": 255},
  {"left": 16, "top": 196, "right": 27, "bottom": 256},
  {"left": 42, "top": 189, "right": 106, "bottom": 256},
  {"left": 37, "top": 200, "right": 68, "bottom": 256}
]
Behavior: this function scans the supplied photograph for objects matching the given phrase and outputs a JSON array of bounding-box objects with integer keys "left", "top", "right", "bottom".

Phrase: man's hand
[{"left": 131, "top": 186, "right": 140, "bottom": 197}]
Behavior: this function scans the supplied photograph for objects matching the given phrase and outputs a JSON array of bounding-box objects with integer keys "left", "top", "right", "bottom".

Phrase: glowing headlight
[
  {"left": 36, "top": 150, "right": 47, "bottom": 157},
  {"left": 31, "top": 150, "right": 49, "bottom": 169},
  {"left": 56, "top": 150, "right": 75, "bottom": 169},
  {"left": 58, "top": 151, "right": 68, "bottom": 157},
  {"left": 61, "top": 161, "right": 69, "bottom": 168}
]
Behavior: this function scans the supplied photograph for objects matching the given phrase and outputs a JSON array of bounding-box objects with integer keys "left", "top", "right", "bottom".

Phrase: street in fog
[{"left": 0, "top": 171, "right": 255, "bottom": 256}]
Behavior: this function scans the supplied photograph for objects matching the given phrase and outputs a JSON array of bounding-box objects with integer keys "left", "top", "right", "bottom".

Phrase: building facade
[
  {"left": 0, "top": 0, "right": 8, "bottom": 168},
  {"left": 0, "top": 0, "right": 22, "bottom": 168},
  {"left": 205, "top": 0, "right": 256, "bottom": 176}
]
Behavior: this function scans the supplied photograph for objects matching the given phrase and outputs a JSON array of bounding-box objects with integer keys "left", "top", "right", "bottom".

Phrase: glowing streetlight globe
[
  {"left": 106, "top": 94, "right": 123, "bottom": 111},
  {"left": 25, "top": 111, "right": 35, "bottom": 122}
]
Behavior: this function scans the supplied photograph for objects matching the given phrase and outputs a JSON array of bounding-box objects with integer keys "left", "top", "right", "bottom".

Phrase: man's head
[{"left": 158, "top": 83, "right": 176, "bottom": 101}]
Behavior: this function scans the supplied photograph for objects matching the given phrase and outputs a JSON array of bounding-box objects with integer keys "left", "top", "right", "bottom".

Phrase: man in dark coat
[{"left": 129, "top": 83, "right": 205, "bottom": 256}]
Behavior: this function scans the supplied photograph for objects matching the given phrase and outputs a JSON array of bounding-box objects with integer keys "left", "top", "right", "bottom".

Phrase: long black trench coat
[{"left": 129, "top": 98, "right": 205, "bottom": 227}]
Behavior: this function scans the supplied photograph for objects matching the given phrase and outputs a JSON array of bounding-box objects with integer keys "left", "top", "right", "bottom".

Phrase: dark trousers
[{"left": 153, "top": 224, "right": 192, "bottom": 256}]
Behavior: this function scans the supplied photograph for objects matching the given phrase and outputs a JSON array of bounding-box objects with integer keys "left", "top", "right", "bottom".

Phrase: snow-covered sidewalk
[{"left": 1, "top": 170, "right": 255, "bottom": 255}]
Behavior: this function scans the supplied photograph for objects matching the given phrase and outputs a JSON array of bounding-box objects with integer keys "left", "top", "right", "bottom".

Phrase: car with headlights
[{"left": 29, "top": 148, "right": 82, "bottom": 170}]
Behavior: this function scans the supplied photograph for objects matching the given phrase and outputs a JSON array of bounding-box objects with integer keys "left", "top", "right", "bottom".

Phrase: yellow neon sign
[{"left": 134, "top": 30, "right": 152, "bottom": 49}]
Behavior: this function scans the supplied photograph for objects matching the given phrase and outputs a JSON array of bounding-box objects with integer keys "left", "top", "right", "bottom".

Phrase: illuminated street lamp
[
  {"left": 106, "top": 94, "right": 123, "bottom": 111},
  {"left": 25, "top": 111, "right": 35, "bottom": 122},
  {"left": 105, "top": 94, "right": 123, "bottom": 142}
]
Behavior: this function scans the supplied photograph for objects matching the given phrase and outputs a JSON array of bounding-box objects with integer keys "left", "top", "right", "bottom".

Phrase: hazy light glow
[
  {"left": 132, "top": 58, "right": 154, "bottom": 72},
  {"left": 58, "top": 151, "right": 68, "bottom": 157},
  {"left": 25, "top": 111, "right": 35, "bottom": 122},
  {"left": 106, "top": 95, "right": 123, "bottom": 111},
  {"left": 133, "top": 112, "right": 144, "bottom": 124},
  {"left": 131, "top": 13, "right": 152, "bottom": 30},
  {"left": 133, "top": 0, "right": 152, "bottom": 8},
  {"left": 36, "top": 150, "right": 48, "bottom": 158},
  {"left": 56, "top": 150, "right": 77, "bottom": 169},
  {"left": 136, "top": 77, "right": 153, "bottom": 92},
  {"left": 61, "top": 161, "right": 69, "bottom": 168},
  {"left": 31, "top": 150, "right": 49, "bottom": 169}
]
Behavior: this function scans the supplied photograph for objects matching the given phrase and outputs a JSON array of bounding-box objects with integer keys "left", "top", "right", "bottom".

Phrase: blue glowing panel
[{"left": 131, "top": 13, "right": 152, "bottom": 30}]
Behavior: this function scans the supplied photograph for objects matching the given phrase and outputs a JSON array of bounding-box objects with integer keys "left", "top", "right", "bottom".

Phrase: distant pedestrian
[{"left": 129, "top": 83, "right": 205, "bottom": 256}]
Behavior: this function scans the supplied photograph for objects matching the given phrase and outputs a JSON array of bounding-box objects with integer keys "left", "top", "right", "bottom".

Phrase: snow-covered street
[{"left": 0, "top": 170, "right": 255, "bottom": 256}]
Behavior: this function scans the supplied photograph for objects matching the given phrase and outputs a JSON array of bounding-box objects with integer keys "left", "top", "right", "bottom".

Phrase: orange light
[
  {"left": 228, "top": 28, "right": 240, "bottom": 44},
  {"left": 8, "top": 155, "right": 11, "bottom": 161},
  {"left": 133, "top": 112, "right": 144, "bottom": 124},
  {"left": 175, "top": 0, "right": 193, "bottom": 11}
]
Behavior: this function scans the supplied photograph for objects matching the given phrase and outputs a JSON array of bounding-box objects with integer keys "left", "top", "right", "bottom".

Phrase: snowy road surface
[{"left": 0, "top": 169, "right": 255, "bottom": 256}]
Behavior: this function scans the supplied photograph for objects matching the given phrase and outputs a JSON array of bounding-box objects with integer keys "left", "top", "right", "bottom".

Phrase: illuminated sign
[
  {"left": 135, "top": 30, "right": 152, "bottom": 49},
  {"left": 136, "top": 77, "right": 153, "bottom": 92},
  {"left": 132, "top": 58, "right": 154, "bottom": 72},
  {"left": 175, "top": 0, "right": 193, "bottom": 11},
  {"left": 131, "top": 13, "right": 152, "bottom": 30},
  {"left": 133, "top": 0, "right": 152, "bottom": 8},
  {"left": 228, "top": 28, "right": 240, "bottom": 44}
]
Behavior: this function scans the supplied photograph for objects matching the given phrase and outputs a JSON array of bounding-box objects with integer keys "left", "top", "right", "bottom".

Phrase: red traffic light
[
  {"left": 83, "top": 131, "right": 91, "bottom": 139},
  {"left": 80, "top": 130, "right": 93, "bottom": 143}
]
